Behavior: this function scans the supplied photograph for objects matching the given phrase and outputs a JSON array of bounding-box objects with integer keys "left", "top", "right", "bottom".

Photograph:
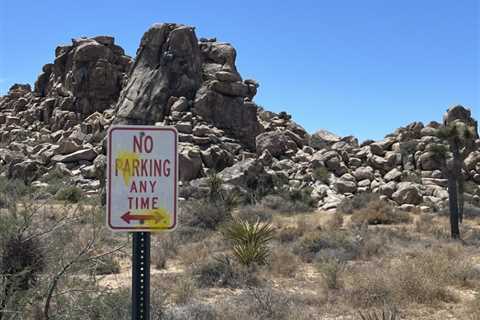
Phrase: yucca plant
[
  {"left": 206, "top": 170, "right": 224, "bottom": 203},
  {"left": 223, "top": 219, "right": 274, "bottom": 266},
  {"left": 357, "top": 307, "right": 401, "bottom": 320}
]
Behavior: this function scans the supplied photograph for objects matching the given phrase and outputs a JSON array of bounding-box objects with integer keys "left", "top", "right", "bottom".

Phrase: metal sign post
[
  {"left": 132, "top": 232, "right": 150, "bottom": 320},
  {"left": 106, "top": 125, "right": 178, "bottom": 320}
]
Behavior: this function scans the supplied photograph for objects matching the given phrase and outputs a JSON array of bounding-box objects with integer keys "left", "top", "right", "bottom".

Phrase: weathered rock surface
[{"left": 0, "top": 23, "right": 479, "bottom": 214}]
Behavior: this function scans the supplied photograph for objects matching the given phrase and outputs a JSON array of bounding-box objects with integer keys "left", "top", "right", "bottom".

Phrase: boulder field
[{"left": 1, "top": 23, "right": 479, "bottom": 212}]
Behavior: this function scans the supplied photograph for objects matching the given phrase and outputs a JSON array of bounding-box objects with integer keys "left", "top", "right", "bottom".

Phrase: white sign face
[{"left": 107, "top": 126, "right": 178, "bottom": 232}]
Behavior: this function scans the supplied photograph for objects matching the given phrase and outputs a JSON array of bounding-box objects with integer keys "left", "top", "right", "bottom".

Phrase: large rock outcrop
[
  {"left": 116, "top": 23, "right": 262, "bottom": 149},
  {"left": 34, "top": 36, "right": 131, "bottom": 117},
  {"left": 0, "top": 23, "right": 479, "bottom": 213}
]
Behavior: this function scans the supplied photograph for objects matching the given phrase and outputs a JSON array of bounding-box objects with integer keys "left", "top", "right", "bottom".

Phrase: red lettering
[
  {"left": 139, "top": 181, "right": 147, "bottom": 193},
  {"left": 129, "top": 181, "right": 138, "bottom": 193},
  {"left": 149, "top": 181, "right": 157, "bottom": 193},
  {"left": 144, "top": 136, "right": 153, "bottom": 153},
  {"left": 133, "top": 135, "right": 142, "bottom": 153},
  {"left": 152, "top": 197, "right": 158, "bottom": 209},
  {"left": 141, "top": 159, "right": 149, "bottom": 176},
  {"left": 140, "top": 197, "right": 149, "bottom": 209},
  {"left": 154, "top": 160, "right": 162, "bottom": 176},
  {"left": 163, "top": 159, "right": 171, "bottom": 177}
]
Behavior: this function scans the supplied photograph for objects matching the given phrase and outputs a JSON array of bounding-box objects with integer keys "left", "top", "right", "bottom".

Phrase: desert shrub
[
  {"left": 324, "top": 212, "right": 344, "bottom": 230},
  {"left": 191, "top": 255, "right": 259, "bottom": 288},
  {"left": 261, "top": 188, "right": 316, "bottom": 214},
  {"left": 389, "top": 249, "right": 459, "bottom": 304},
  {"left": 338, "top": 193, "right": 381, "bottom": 214},
  {"left": 171, "top": 276, "right": 196, "bottom": 305},
  {"left": 294, "top": 230, "right": 358, "bottom": 263},
  {"left": 348, "top": 245, "right": 474, "bottom": 308},
  {"left": 0, "top": 177, "right": 34, "bottom": 206},
  {"left": 63, "top": 287, "right": 132, "bottom": 320},
  {"left": 316, "top": 256, "right": 345, "bottom": 289},
  {"left": 276, "top": 226, "right": 304, "bottom": 243},
  {"left": 347, "top": 268, "right": 393, "bottom": 308},
  {"left": 414, "top": 213, "right": 450, "bottom": 239},
  {"left": 268, "top": 248, "right": 298, "bottom": 277},
  {"left": 93, "top": 255, "right": 121, "bottom": 275},
  {"left": 1, "top": 235, "right": 45, "bottom": 291},
  {"left": 153, "top": 247, "right": 168, "bottom": 269},
  {"left": 41, "top": 168, "right": 68, "bottom": 195},
  {"left": 223, "top": 219, "right": 274, "bottom": 266},
  {"left": 163, "top": 302, "right": 217, "bottom": 320},
  {"left": 313, "top": 166, "right": 331, "bottom": 184},
  {"left": 358, "top": 232, "right": 386, "bottom": 259},
  {"left": 178, "top": 242, "right": 210, "bottom": 268},
  {"left": 351, "top": 199, "right": 411, "bottom": 225},
  {"left": 242, "top": 287, "right": 294, "bottom": 320},
  {"left": 152, "top": 233, "right": 178, "bottom": 269},
  {"left": 180, "top": 199, "right": 231, "bottom": 231},
  {"left": 55, "top": 185, "right": 83, "bottom": 203},
  {"left": 236, "top": 205, "right": 273, "bottom": 223}
]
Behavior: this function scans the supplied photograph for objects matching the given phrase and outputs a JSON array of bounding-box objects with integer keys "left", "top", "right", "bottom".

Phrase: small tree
[{"left": 433, "top": 121, "right": 476, "bottom": 239}]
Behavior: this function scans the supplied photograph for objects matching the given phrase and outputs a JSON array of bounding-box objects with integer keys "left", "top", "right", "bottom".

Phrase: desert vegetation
[{"left": 1, "top": 175, "right": 479, "bottom": 320}]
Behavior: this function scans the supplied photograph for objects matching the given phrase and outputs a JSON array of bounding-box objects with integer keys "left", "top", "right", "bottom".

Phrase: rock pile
[{"left": 0, "top": 23, "right": 479, "bottom": 212}]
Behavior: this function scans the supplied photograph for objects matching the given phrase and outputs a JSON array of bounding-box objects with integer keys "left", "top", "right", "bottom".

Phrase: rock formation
[{"left": 0, "top": 23, "right": 479, "bottom": 213}]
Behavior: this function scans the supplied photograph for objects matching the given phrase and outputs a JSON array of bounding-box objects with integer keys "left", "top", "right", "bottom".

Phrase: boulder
[
  {"left": 310, "top": 129, "right": 341, "bottom": 149},
  {"left": 219, "top": 158, "right": 270, "bottom": 191},
  {"left": 116, "top": 23, "right": 202, "bottom": 124},
  {"left": 384, "top": 168, "right": 402, "bottom": 182},
  {"left": 51, "top": 148, "right": 97, "bottom": 163},
  {"left": 419, "top": 151, "right": 443, "bottom": 171},
  {"left": 7, "top": 160, "right": 41, "bottom": 183},
  {"left": 200, "top": 145, "right": 234, "bottom": 171},
  {"left": 334, "top": 178, "right": 357, "bottom": 194},
  {"left": 353, "top": 166, "right": 374, "bottom": 181},
  {"left": 193, "top": 89, "right": 261, "bottom": 149},
  {"left": 179, "top": 145, "right": 203, "bottom": 181},
  {"left": 392, "top": 182, "right": 423, "bottom": 205},
  {"left": 256, "top": 131, "right": 289, "bottom": 158}
]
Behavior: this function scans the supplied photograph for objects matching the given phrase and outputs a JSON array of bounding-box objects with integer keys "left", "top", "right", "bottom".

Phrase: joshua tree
[{"left": 432, "top": 121, "right": 476, "bottom": 239}]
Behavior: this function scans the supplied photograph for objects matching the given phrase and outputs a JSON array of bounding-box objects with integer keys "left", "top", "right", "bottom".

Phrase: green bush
[
  {"left": 180, "top": 199, "right": 231, "bottom": 230},
  {"left": 223, "top": 219, "right": 274, "bottom": 266},
  {"left": 192, "top": 255, "right": 258, "bottom": 288},
  {"left": 294, "top": 230, "right": 359, "bottom": 262},
  {"left": 261, "top": 188, "right": 316, "bottom": 214},
  {"left": 56, "top": 186, "right": 83, "bottom": 203},
  {"left": 351, "top": 199, "right": 411, "bottom": 225},
  {"left": 337, "top": 193, "right": 380, "bottom": 215},
  {"left": 316, "top": 257, "right": 345, "bottom": 289},
  {"left": 313, "top": 166, "right": 331, "bottom": 184}
]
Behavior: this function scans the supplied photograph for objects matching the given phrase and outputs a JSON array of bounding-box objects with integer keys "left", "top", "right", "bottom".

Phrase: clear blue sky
[{"left": 0, "top": 0, "right": 478, "bottom": 141}]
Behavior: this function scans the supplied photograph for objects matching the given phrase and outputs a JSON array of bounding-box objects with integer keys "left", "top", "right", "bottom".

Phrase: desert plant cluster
[{"left": 1, "top": 174, "right": 479, "bottom": 320}]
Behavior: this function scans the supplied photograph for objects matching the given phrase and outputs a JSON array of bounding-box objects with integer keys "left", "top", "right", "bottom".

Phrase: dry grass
[
  {"left": 346, "top": 244, "right": 476, "bottom": 308},
  {"left": 351, "top": 199, "right": 411, "bottom": 225},
  {"left": 268, "top": 248, "right": 299, "bottom": 278}
]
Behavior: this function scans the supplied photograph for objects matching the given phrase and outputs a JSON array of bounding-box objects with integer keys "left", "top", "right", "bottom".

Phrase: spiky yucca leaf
[
  {"left": 223, "top": 219, "right": 274, "bottom": 266},
  {"left": 357, "top": 307, "right": 400, "bottom": 320}
]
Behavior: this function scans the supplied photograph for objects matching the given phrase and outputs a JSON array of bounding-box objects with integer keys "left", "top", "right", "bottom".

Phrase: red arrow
[{"left": 121, "top": 211, "right": 160, "bottom": 224}]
